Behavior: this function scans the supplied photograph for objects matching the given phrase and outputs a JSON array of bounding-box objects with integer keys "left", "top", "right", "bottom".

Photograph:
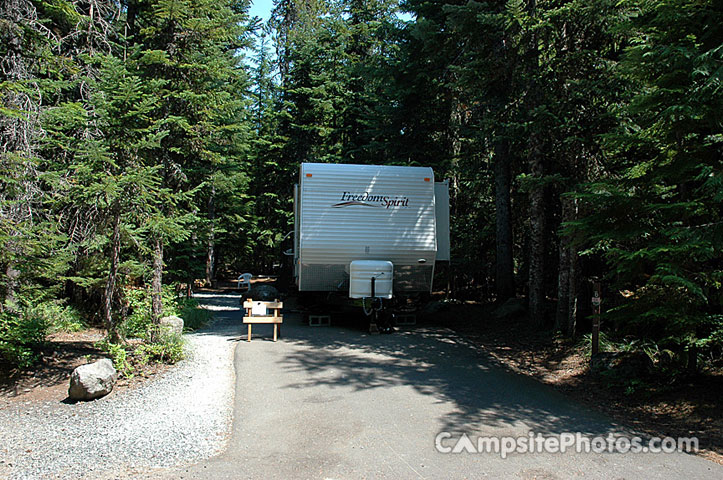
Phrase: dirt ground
[
  {"left": 0, "top": 328, "right": 168, "bottom": 408},
  {"left": 0, "top": 278, "right": 258, "bottom": 407},
  {"left": 434, "top": 301, "right": 723, "bottom": 465}
]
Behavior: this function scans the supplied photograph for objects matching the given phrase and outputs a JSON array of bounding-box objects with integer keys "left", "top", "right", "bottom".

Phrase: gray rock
[
  {"left": 160, "top": 315, "right": 184, "bottom": 336},
  {"left": 68, "top": 358, "right": 118, "bottom": 401},
  {"left": 493, "top": 297, "right": 527, "bottom": 319}
]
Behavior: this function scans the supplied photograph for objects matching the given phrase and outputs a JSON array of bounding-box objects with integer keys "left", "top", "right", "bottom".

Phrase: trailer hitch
[{"left": 362, "top": 275, "right": 387, "bottom": 334}]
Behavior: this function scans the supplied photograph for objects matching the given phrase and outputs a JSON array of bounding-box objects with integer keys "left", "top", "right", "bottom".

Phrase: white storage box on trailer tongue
[{"left": 349, "top": 260, "right": 393, "bottom": 299}]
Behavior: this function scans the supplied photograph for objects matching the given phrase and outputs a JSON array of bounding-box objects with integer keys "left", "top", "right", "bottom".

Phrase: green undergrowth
[
  {"left": 94, "top": 285, "right": 212, "bottom": 377},
  {"left": 1, "top": 298, "right": 86, "bottom": 369},
  {"left": 96, "top": 326, "right": 186, "bottom": 379},
  {"left": 123, "top": 285, "right": 212, "bottom": 338}
]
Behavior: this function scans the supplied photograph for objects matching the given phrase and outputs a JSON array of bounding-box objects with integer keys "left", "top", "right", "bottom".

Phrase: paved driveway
[{"left": 173, "top": 306, "right": 719, "bottom": 479}]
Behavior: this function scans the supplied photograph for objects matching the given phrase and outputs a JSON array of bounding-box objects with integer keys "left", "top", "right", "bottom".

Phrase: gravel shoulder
[{"left": 0, "top": 293, "right": 241, "bottom": 480}]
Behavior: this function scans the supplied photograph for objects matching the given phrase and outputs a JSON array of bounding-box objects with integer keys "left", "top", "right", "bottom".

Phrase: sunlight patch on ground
[
  {"left": 202, "top": 305, "right": 241, "bottom": 312},
  {"left": 193, "top": 293, "right": 243, "bottom": 311},
  {"left": 192, "top": 293, "right": 242, "bottom": 299}
]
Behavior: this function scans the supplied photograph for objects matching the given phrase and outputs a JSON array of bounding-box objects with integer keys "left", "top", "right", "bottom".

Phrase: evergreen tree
[
  {"left": 570, "top": 0, "right": 723, "bottom": 362},
  {"left": 245, "top": 29, "right": 293, "bottom": 272},
  {"left": 128, "top": 0, "right": 253, "bottom": 291}
]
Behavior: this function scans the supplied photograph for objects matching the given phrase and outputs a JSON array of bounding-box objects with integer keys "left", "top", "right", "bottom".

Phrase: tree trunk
[
  {"left": 687, "top": 345, "right": 698, "bottom": 373},
  {"left": 446, "top": 98, "right": 464, "bottom": 300},
  {"left": 494, "top": 139, "right": 515, "bottom": 301},
  {"left": 556, "top": 196, "right": 579, "bottom": 336},
  {"left": 527, "top": 139, "right": 546, "bottom": 326},
  {"left": 525, "top": 0, "right": 546, "bottom": 326},
  {"left": 126, "top": 0, "right": 138, "bottom": 38},
  {"left": 4, "top": 262, "right": 20, "bottom": 315},
  {"left": 103, "top": 212, "right": 123, "bottom": 343},
  {"left": 3, "top": 235, "right": 21, "bottom": 315},
  {"left": 151, "top": 235, "right": 163, "bottom": 333},
  {"left": 205, "top": 183, "right": 216, "bottom": 288},
  {"left": 567, "top": 252, "right": 579, "bottom": 337}
]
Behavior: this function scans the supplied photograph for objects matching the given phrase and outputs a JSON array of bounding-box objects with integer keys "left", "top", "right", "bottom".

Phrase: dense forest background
[{"left": 1, "top": 0, "right": 721, "bottom": 371}]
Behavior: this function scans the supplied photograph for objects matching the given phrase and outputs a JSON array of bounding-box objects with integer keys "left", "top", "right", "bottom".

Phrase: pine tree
[
  {"left": 1, "top": 0, "right": 124, "bottom": 358},
  {"left": 570, "top": 0, "right": 723, "bottom": 362},
  {"left": 245, "top": 29, "right": 293, "bottom": 272},
  {"left": 128, "top": 0, "right": 253, "bottom": 293}
]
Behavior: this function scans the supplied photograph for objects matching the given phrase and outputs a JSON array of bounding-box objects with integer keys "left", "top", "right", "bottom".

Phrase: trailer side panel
[{"left": 298, "top": 163, "right": 437, "bottom": 292}]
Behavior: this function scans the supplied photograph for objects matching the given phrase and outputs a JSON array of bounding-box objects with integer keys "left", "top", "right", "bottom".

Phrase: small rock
[
  {"left": 68, "top": 358, "right": 118, "bottom": 401},
  {"left": 159, "top": 315, "right": 184, "bottom": 336}
]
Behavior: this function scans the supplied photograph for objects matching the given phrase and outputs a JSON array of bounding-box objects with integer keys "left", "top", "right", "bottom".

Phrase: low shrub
[
  {"left": 95, "top": 339, "right": 134, "bottom": 378},
  {"left": 33, "top": 302, "right": 86, "bottom": 334},
  {"left": 0, "top": 300, "right": 53, "bottom": 369},
  {"left": 96, "top": 335, "right": 184, "bottom": 379},
  {"left": 122, "top": 285, "right": 212, "bottom": 338},
  {"left": 93, "top": 285, "right": 206, "bottom": 377},
  {"left": 179, "top": 304, "right": 212, "bottom": 331},
  {"left": 136, "top": 332, "right": 185, "bottom": 365},
  {"left": 580, "top": 331, "right": 657, "bottom": 359},
  {"left": 0, "top": 313, "right": 47, "bottom": 368}
]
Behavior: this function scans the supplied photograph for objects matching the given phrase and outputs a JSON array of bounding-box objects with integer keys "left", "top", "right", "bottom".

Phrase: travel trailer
[{"left": 292, "top": 163, "right": 450, "bottom": 305}]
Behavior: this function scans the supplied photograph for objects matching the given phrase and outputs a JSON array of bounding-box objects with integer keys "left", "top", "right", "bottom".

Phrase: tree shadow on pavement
[{"left": 277, "top": 313, "right": 628, "bottom": 439}]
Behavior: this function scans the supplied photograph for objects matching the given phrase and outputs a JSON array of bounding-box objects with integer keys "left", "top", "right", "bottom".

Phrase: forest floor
[
  {"left": 0, "top": 328, "right": 168, "bottom": 409},
  {"left": 436, "top": 301, "right": 723, "bottom": 465},
  {"left": 0, "top": 278, "right": 265, "bottom": 407}
]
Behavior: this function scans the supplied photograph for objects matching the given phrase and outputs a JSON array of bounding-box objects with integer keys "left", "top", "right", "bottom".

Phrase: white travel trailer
[{"left": 293, "top": 163, "right": 449, "bottom": 301}]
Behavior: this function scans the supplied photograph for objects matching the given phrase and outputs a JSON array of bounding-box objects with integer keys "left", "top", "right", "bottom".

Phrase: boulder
[
  {"left": 159, "top": 315, "right": 184, "bottom": 336},
  {"left": 493, "top": 297, "right": 527, "bottom": 319},
  {"left": 68, "top": 358, "right": 117, "bottom": 401}
]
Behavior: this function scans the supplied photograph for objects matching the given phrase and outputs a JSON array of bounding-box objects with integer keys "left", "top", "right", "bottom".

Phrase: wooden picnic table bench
[{"left": 242, "top": 300, "right": 283, "bottom": 342}]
